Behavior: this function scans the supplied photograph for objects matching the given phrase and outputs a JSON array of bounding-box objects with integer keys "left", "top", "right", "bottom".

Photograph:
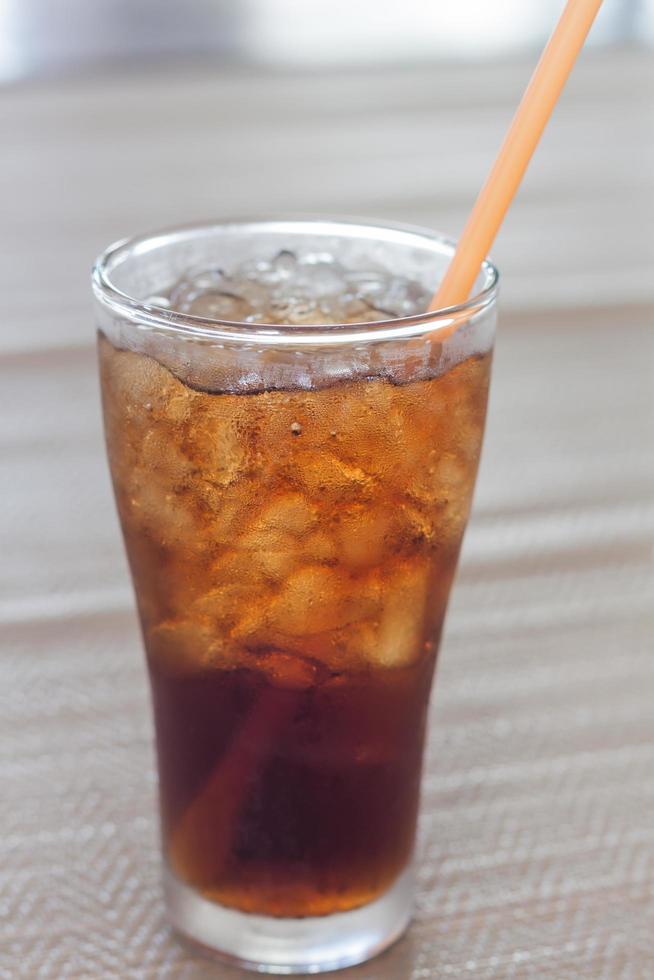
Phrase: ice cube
[
  {"left": 159, "top": 391, "right": 192, "bottom": 424},
  {"left": 374, "top": 277, "right": 430, "bottom": 317},
  {"left": 344, "top": 269, "right": 389, "bottom": 295},
  {"left": 192, "top": 578, "right": 266, "bottom": 628},
  {"left": 162, "top": 247, "right": 431, "bottom": 328},
  {"left": 100, "top": 338, "right": 173, "bottom": 420},
  {"left": 168, "top": 269, "right": 222, "bottom": 311},
  {"left": 188, "top": 411, "right": 247, "bottom": 488},
  {"left": 371, "top": 560, "right": 431, "bottom": 667},
  {"left": 298, "top": 453, "right": 374, "bottom": 499},
  {"left": 248, "top": 493, "right": 317, "bottom": 537},
  {"left": 342, "top": 297, "right": 373, "bottom": 319},
  {"left": 269, "top": 565, "right": 380, "bottom": 636},
  {"left": 399, "top": 500, "right": 436, "bottom": 546},
  {"left": 302, "top": 530, "right": 338, "bottom": 564},
  {"left": 124, "top": 464, "right": 198, "bottom": 545},
  {"left": 187, "top": 292, "right": 253, "bottom": 321},
  {"left": 238, "top": 527, "right": 297, "bottom": 583},
  {"left": 198, "top": 481, "right": 252, "bottom": 540},
  {"left": 337, "top": 507, "right": 392, "bottom": 569},
  {"left": 148, "top": 619, "right": 225, "bottom": 675},
  {"left": 297, "top": 259, "right": 345, "bottom": 297},
  {"left": 253, "top": 650, "right": 323, "bottom": 690},
  {"left": 236, "top": 258, "right": 281, "bottom": 288},
  {"left": 436, "top": 454, "right": 469, "bottom": 492},
  {"left": 271, "top": 249, "right": 298, "bottom": 279},
  {"left": 332, "top": 619, "right": 379, "bottom": 667},
  {"left": 268, "top": 295, "right": 320, "bottom": 325},
  {"left": 320, "top": 384, "right": 401, "bottom": 484}
]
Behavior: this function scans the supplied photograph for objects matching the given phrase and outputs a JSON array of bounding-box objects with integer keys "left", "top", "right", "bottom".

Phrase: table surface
[{"left": 1, "top": 47, "right": 653, "bottom": 979}]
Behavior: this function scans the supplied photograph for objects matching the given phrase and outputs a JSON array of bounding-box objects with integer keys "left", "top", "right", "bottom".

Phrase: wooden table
[{"left": 1, "top": 47, "right": 653, "bottom": 978}]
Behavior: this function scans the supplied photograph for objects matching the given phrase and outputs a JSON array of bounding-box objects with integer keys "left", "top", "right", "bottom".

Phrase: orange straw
[{"left": 431, "top": 0, "right": 604, "bottom": 314}]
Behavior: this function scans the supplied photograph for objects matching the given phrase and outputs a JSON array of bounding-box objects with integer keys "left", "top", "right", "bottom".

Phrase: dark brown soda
[
  {"left": 150, "top": 647, "right": 437, "bottom": 917},
  {"left": 98, "top": 333, "right": 491, "bottom": 920}
]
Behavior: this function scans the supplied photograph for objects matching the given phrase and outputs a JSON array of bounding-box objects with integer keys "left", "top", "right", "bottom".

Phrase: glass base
[{"left": 163, "top": 865, "right": 413, "bottom": 974}]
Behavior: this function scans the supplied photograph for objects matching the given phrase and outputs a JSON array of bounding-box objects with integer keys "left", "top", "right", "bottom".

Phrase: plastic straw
[
  {"left": 431, "top": 0, "right": 604, "bottom": 313},
  {"left": 169, "top": 687, "right": 295, "bottom": 888}
]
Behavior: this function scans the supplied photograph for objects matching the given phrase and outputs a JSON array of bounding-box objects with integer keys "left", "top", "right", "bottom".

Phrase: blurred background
[
  {"left": 1, "top": 0, "right": 653, "bottom": 78},
  {"left": 2, "top": 3, "right": 653, "bottom": 978},
  {"left": 2, "top": 0, "right": 653, "bottom": 360}
]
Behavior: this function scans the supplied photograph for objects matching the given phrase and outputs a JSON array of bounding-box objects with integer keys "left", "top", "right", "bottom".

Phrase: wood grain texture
[{"left": 1, "top": 47, "right": 653, "bottom": 978}]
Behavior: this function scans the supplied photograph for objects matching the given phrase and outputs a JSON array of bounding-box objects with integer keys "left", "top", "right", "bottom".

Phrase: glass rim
[{"left": 92, "top": 215, "right": 499, "bottom": 347}]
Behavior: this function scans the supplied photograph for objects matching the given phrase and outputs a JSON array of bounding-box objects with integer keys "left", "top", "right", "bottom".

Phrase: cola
[{"left": 99, "top": 299, "right": 491, "bottom": 918}]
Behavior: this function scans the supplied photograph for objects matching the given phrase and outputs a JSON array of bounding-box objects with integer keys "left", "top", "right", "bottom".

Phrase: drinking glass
[{"left": 93, "top": 218, "right": 497, "bottom": 973}]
